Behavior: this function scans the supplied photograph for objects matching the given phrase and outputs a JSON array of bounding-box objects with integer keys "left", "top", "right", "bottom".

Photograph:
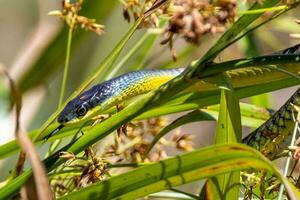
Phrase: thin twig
[
  {"left": 47, "top": 15, "right": 75, "bottom": 156},
  {"left": 0, "top": 64, "right": 53, "bottom": 199}
]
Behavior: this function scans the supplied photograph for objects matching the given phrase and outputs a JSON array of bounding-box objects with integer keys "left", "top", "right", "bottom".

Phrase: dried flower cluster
[
  {"left": 122, "top": 0, "right": 236, "bottom": 60},
  {"left": 171, "top": 130, "right": 194, "bottom": 151},
  {"left": 241, "top": 171, "right": 280, "bottom": 199},
  {"left": 51, "top": 148, "right": 109, "bottom": 197},
  {"left": 103, "top": 117, "right": 194, "bottom": 163},
  {"left": 163, "top": 0, "right": 236, "bottom": 45},
  {"left": 104, "top": 118, "right": 168, "bottom": 163},
  {"left": 49, "top": 0, "right": 104, "bottom": 35},
  {"left": 50, "top": 117, "right": 193, "bottom": 196},
  {"left": 122, "top": 0, "right": 144, "bottom": 22},
  {"left": 122, "top": 0, "right": 236, "bottom": 43},
  {"left": 122, "top": 0, "right": 168, "bottom": 27}
]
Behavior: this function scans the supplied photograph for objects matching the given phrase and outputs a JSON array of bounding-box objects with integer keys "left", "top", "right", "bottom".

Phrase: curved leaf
[{"left": 58, "top": 144, "right": 300, "bottom": 200}]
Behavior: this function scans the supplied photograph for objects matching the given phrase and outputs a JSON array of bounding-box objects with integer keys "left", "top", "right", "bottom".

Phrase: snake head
[
  {"left": 57, "top": 84, "right": 112, "bottom": 124},
  {"left": 58, "top": 97, "right": 91, "bottom": 124},
  {"left": 57, "top": 86, "right": 98, "bottom": 124}
]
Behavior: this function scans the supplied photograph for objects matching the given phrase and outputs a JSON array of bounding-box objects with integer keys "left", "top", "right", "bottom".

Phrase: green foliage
[
  {"left": 58, "top": 144, "right": 300, "bottom": 200},
  {"left": 1, "top": 0, "right": 300, "bottom": 199},
  {"left": 204, "top": 89, "right": 242, "bottom": 199}
]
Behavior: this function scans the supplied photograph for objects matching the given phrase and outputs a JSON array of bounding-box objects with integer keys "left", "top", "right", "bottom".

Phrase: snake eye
[{"left": 76, "top": 105, "right": 87, "bottom": 116}]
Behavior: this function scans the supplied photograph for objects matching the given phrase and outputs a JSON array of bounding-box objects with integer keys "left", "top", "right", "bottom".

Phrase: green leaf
[
  {"left": 215, "top": 89, "right": 242, "bottom": 144},
  {"left": 205, "top": 89, "right": 242, "bottom": 200},
  {"left": 204, "top": 102, "right": 270, "bottom": 128},
  {"left": 104, "top": 33, "right": 151, "bottom": 80},
  {"left": 145, "top": 100, "right": 268, "bottom": 157},
  {"left": 128, "top": 20, "right": 166, "bottom": 71},
  {"left": 57, "top": 144, "right": 300, "bottom": 200},
  {"left": 239, "top": 5, "right": 288, "bottom": 15},
  {"left": 250, "top": 94, "right": 272, "bottom": 108},
  {"left": 242, "top": 33, "right": 272, "bottom": 108}
]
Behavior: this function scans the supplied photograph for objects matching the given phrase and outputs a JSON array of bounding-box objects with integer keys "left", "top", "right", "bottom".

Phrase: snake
[
  {"left": 44, "top": 68, "right": 185, "bottom": 139},
  {"left": 46, "top": 44, "right": 300, "bottom": 159},
  {"left": 57, "top": 68, "right": 184, "bottom": 124}
]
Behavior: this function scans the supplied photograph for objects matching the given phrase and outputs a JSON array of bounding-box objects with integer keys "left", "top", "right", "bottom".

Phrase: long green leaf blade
[
  {"left": 205, "top": 89, "right": 242, "bottom": 200},
  {"left": 57, "top": 144, "right": 300, "bottom": 200}
]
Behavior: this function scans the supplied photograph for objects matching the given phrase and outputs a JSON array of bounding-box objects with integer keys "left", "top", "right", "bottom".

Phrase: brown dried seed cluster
[
  {"left": 51, "top": 148, "right": 109, "bottom": 197},
  {"left": 103, "top": 117, "right": 194, "bottom": 163},
  {"left": 104, "top": 118, "right": 169, "bottom": 163},
  {"left": 122, "top": 0, "right": 142, "bottom": 22},
  {"left": 49, "top": 0, "right": 104, "bottom": 35},
  {"left": 123, "top": 0, "right": 167, "bottom": 27},
  {"left": 122, "top": 0, "right": 236, "bottom": 60},
  {"left": 163, "top": 0, "right": 236, "bottom": 44},
  {"left": 171, "top": 130, "right": 194, "bottom": 151},
  {"left": 122, "top": 0, "right": 236, "bottom": 43},
  {"left": 50, "top": 116, "right": 194, "bottom": 196}
]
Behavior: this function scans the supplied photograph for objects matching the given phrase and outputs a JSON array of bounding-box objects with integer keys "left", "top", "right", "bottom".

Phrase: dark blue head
[
  {"left": 57, "top": 84, "right": 110, "bottom": 124},
  {"left": 57, "top": 94, "right": 92, "bottom": 124}
]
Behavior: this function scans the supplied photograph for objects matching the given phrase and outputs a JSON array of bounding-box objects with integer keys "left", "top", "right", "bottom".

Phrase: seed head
[{"left": 49, "top": 0, "right": 104, "bottom": 35}]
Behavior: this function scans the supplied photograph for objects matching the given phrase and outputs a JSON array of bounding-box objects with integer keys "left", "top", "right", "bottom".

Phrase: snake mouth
[{"left": 43, "top": 124, "right": 64, "bottom": 141}]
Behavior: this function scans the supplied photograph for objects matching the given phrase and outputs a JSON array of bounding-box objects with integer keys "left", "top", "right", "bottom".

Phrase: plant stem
[
  {"left": 47, "top": 24, "right": 74, "bottom": 157},
  {"left": 59, "top": 26, "right": 73, "bottom": 107},
  {"left": 239, "top": 5, "right": 288, "bottom": 15}
]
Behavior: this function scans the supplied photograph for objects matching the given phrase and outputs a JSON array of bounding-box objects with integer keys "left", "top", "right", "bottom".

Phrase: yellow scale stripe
[{"left": 117, "top": 74, "right": 176, "bottom": 104}]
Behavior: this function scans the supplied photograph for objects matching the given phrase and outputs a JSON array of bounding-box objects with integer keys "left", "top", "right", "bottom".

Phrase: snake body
[
  {"left": 57, "top": 44, "right": 300, "bottom": 159},
  {"left": 58, "top": 68, "right": 184, "bottom": 123},
  {"left": 243, "top": 88, "right": 300, "bottom": 159},
  {"left": 242, "top": 43, "right": 300, "bottom": 159}
]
